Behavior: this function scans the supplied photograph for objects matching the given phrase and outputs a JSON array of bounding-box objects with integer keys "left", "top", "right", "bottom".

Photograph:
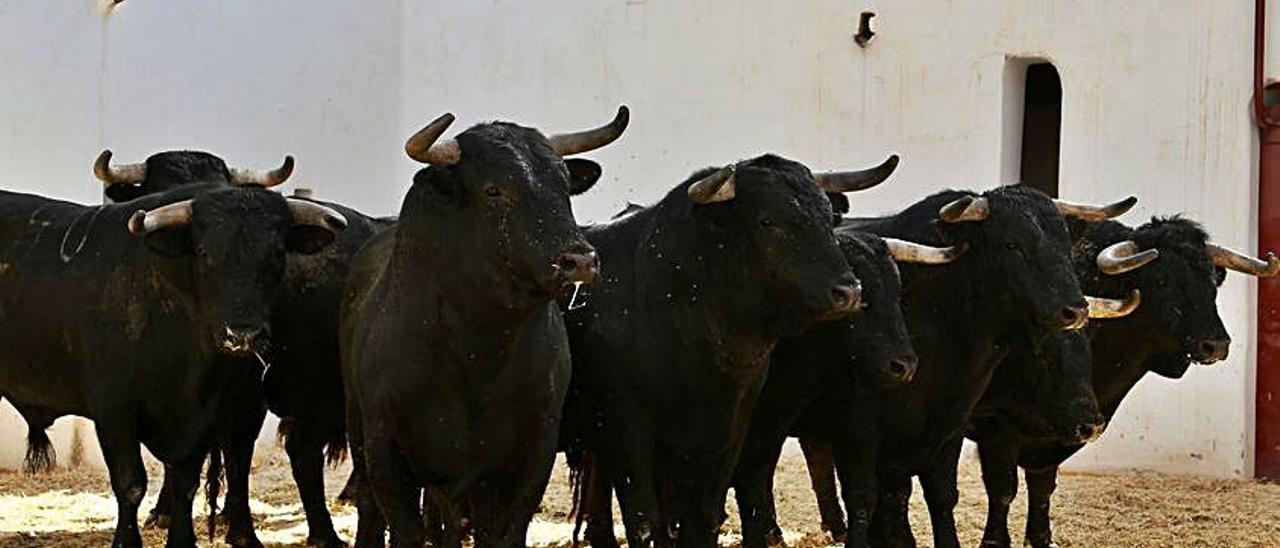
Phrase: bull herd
[{"left": 0, "top": 106, "right": 1276, "bottom": 548}]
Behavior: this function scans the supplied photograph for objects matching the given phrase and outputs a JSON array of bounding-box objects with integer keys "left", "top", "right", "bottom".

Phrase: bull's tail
[
  {"left": 324, "top": 430, "right": 349, "bottom": 466},
  {"left": 205, "top": 447, "right": 224, "bottom": 543},
  {"left": 22, "top": 428, "right": 56, "bottom": 475}
]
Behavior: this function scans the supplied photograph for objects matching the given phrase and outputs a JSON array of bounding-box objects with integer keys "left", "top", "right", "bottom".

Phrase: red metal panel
[
  {"left": 1256, "top": 100, "right": 1280, "bottom": 479},
  {"left": 1256, "top": 0, "right": 1280, "bottom": 480}
]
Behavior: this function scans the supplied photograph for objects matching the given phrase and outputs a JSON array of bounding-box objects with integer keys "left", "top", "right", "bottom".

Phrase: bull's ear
[
  {"left": 1064, "top": 217, "right": 1090, "bottom": 244},
  {"left": 286, "top": 225, "right": 337, "bottom": 255},
  {"left": 105, "top": 184, "right": 148, "bottom": 203},
  {"left": 565, "top": 159, "right": 602, "bottom": 196},
  {"left": 142, "top": 227, "right": 193, "bottom": 258},
  {"left": 826, "top": 192, "right": 850, "bottom": 216},
  {"left": 414, "top": 167, "right": 461, "bottom": 204}
]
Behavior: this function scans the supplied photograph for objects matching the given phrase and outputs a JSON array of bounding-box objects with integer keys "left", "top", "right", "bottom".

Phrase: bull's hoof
[
  {"left": 830, "top": 530, "right": 847, "bottom": 544},
  {"left": 307, "top": 534, "right": 349, "bottom": 548},
  {"left": 226, "top": 532, "right": 265, "bottom": 548},
  {"left": 980, "top": 540, "right": 1010, "bottom": 548},
  {"left": 766, "top": 531, "right": 788, "bottom": 548},
  {"left": 143, "top": 511, "right": 171, "bottom": 530},
  {"left": 1024, "top": 541, "right": 1060, "bottom": 548},
  {"left": 586, "top": 529, "right": 621, "bottom": 548}
]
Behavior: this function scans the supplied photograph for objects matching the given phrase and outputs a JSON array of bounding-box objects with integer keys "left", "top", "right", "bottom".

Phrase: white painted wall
[{"left": 0, "top": 0, "right": 1272, "bottom": 478}]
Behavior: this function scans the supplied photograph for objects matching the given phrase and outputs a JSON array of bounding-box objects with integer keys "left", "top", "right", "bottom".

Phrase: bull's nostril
[
  {"left": 830, "top": 283, "right": 861, "bottom": 312},
  {"left": 887, "top": 357, "right": 917, "bottom": 383},
  {"left": 554, "top": 251, "right": 599, "bottom": 285},
  {"left": 1059, "top": 305, "right": 1087, "bottom": 329}
]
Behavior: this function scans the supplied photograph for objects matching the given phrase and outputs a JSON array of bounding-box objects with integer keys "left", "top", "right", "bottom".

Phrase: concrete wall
[{"left": 0, "top": 0, "right": 1272, "bottom": 478}]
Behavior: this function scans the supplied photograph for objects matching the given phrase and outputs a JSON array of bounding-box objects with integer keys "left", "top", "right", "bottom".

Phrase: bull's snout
[
  {"left": 1069, "top": 418, "right": 1108, "bottom": 444},
  {"left": 879, "top": 354, "right": 918, "bottom": 387},
  {"left": 828, "top": 277, "right": 862, "bottom": 317},
  {"left": 1057, "top": 303, "right": 1089, "bottom": 331},
  {"left": 553, "top": 248, "right": 599, "bottom": 287},
  {"left": 1191, "top": 336, "right": 1231, "bottom": 364},
  {"left": 220, "top": 324, "right": 268, "bottom": 356}
]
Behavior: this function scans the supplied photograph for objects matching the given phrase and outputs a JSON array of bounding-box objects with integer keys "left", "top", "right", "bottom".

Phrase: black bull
[
  {"left": 560, "top": 152, "right": 896, "bottom": 548},
  {"left": 766, "top": 185, "right": 1109, "bottom": 548},
  {"left": 341, "top": 110, "right": 627, "bottom": 547},
  {"left": 90, "top": 149, "right": 390, "bottom": 548},
  {"left": 969, "top": 215, "right": 1277, "bottom": 548},
  {"left": 575, "top": 186, "right": 1133, "bottom": 548},
  {"left": 0, "top": 182, "right": 344, "bottom": 548}
]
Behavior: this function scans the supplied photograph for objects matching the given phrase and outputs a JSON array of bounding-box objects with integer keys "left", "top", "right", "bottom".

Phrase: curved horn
[
  {"left": 1055, "top": 195, "right": 1137, "bottom": 221},
  {"left": 93, "top": 149, "right": 146, "bottom": 185},
  {"left": 127, "top": 200, "right": 193, "bottom": 234},
  {"left": 286, "top": 198, "right": 348, "bottom": 232},
  {"left": 229, "top": 156, "right": 294, "bottom": 188},
  {"left": 1207, "top": 243, "right": 1280, "bottom": 277},
  {"left": 882, "top": 238, "right": 966, "bottom": 265},
  {"left": 405, "top": 113, "right": 460, "bottom": 165},
  {"left": 1087, "top": 289, "right": 1142, "bottom": 319},
  {"left": 547, "top": 106, "right": 630, "bottom": 156},
  {"left": 687, "top": 166, "right": 737, "bottom": 205},
  {"left": 1096, "top": 240, "right": 1160, "bottom": 275},
  {"left": 815, "top": 154, "right": 900, "bottom": 193},
  {"left": 938, "top": 195, "right": 989, "bottom": 223}
]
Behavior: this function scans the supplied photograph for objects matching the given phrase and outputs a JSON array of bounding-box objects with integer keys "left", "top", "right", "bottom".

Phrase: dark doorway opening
[{"left": 1020, "top": 63, "right": 1062, "bottom": 197}]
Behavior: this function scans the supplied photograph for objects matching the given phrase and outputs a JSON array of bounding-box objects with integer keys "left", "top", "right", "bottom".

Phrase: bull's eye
[
  {"left": 759, "top": 218, "right": 775, "bottom": 228},
  {"left": 485, "top": 185, "right": 502, "bottom": 197},
  {"left": 1005, "top": 242, "right": 1027, "bottom": 257}
]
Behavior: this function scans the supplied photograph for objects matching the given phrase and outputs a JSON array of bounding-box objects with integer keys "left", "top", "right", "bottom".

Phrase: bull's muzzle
[
  {"left": 878, "top": 354, "right": 918, "bottom": 387},
  {"left": 1057, "top": 303, "right": 1089, "bottom": 331},
  {"left": 553, "top": 249, "right": 600, "bottom": 287},
  {"left": 827, "top": 279, "right": 862, "bottom": 317},
  {"left": 1190, "top": 336, "right": 1231, "bottom": 364},
  {"left": 220, "top": 325, "right": 267, "bottom": 356}
]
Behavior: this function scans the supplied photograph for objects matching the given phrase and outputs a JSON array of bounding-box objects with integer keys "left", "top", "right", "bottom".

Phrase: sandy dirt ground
[{"left": 1, "top": 445, "right": 1278, "bottom": 547}]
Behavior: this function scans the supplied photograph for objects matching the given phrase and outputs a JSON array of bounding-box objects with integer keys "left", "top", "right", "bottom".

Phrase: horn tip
[
  {"left": 1125, "top": 289, "right": 1142, "bottom": 313},
  {"left": 127, "top": 211, "right": 146, "bottom": 234},
  {"left": 1265, "top": 251, "right": 1280, "bottom": 276},
  {"left": 1114, "top": 195, "right": 1138, "bottom": 214},
  {"left": 93, "top": 149, "right": 113, "bottom": 182}
]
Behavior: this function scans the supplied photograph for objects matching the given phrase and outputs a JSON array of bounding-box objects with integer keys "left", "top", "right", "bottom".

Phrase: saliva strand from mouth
[
  {"left": 567, "top": 281, "right": 587, "bottom": 311},
  {"left": 253, "top": 350, "right": 271, "bottom": 383}
]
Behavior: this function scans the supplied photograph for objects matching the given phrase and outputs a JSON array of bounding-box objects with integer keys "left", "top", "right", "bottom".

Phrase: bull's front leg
[
  {"left": 609, "top": 404, "right": 659, "bottom": 547},
  {"left": 975, "top": 433, "right": 1020, "bottom": 547},
  {"left": 830, "top": 426, "right": 879, "bottom": 548},
  {"left": 802, "top": 437, "right": 848, "bottom": 543},
  {"left": 580, "top": 455, "right": 622, "bottom": 548},
  {"left": 868, "top": 471, "right": 914, "bottom": 548},
  {"left": 917, "top": 440, "right": 963, "bottom": 548},
  {"left": 145, "top": 465, "right": 176, "bottom": 530},
  {"left": 221, "top": 398, "right": 267, "bottom": 548},
  {"left": 1023, "top": 466, "right": 1062, "bottom": 548},
  {"left": 733, "top": 431, "right": 790, "bottom": 548},
  {"left": 96, "top": 417, "right": 147, "bottom": 548},
  {"left": 164, "top": 450, "right": 209, "bottom": 548},
  {"left": 364, "top": 431, "right": 425, "bottom": 548},
  {"left": 283, "top": 428, "right": 347, "bottom": 547}
]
